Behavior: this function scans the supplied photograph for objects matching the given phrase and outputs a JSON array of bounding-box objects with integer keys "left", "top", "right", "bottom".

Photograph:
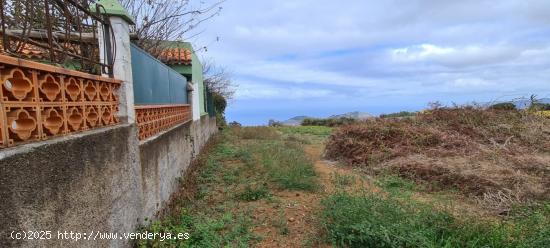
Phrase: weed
[
  {"left": 374, "top": 174, "right": 417, "bottom": 197},
  {"left": 257, "top": 141, "right": 318, "bottom": 191},
  {"left": 272, "top": 209, "right": 290, "bottom": 235},
  {"left": 222, "top": 168, "right": 240, "bottom": 184},
  {"left": 234, "top": 149, "right": 254, "bottom": 167},
  {"left": 319, "top": 191, "right": 549, "bottom": 248},
  {"left": 237, "top": 126, "right": 280, "bottom": 140},
  {"left": 215, "top": 143, "right": 237, "bottom": 157},
  {"left": 331, "top": 172, "right": 356, "bottom": 187},
  {"left": 277, "top": 126, "right": 333, "bottom": 137},
  {"left": 137, "top": 209, "right": 256, "bottom": 248},
  {"left": 237, "top": 184, "right": 270, "bottom": 201},
  {"left": 285, "top": 134, "right": 312, "bottom": 144}
]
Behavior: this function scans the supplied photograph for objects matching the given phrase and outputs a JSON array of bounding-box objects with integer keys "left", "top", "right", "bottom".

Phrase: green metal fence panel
[{"left": 130, "top": 43, "right": 188, "bottom": 104}]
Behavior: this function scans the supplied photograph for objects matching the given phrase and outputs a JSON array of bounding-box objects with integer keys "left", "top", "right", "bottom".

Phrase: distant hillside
[
  {"left": 281, "top": 116, "right": 312, "bottom": 126},
  {"left": 278, "top": 111, "right": 373, "bottom": 126},
  {"left": 511, "top": 98, "right": 550, "bottom": 109},
  {"left": 329, "top": 111, "right": 374, "bottom": 120}
]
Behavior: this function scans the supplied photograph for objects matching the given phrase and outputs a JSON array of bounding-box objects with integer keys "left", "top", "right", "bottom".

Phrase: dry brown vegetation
[{"left": 325, "top": 107, "right": 550, "bottom": 212}]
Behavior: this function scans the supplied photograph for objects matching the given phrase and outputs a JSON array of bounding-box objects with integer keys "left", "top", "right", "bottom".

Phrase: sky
[{"left": 193, "top": 0, "right": 550, "bottom": 125}]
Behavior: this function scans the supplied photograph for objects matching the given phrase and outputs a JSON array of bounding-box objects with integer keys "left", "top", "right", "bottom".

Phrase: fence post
[{"left": 96, "top": 0, "right": 136, "bottom": 124}]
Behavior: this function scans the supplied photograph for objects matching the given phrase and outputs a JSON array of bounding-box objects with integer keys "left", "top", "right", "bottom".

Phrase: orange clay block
[
  {"left": 1, "top": 68, "right": 34, "bottom": 102},
  {"left": 0, "top": 54, "right": 121, "bottom": 148},
  {"left": 84, "top": 80, "right": 98, "bottom": 101},
  {"left": 134, "top": 105, "right": 191, "bottom": 140},
  {"left": 99, "top": 83, "right": 111, "bottom": 101},
  {"left": 6, "top": 107, "right": 38, "bottom": 142},
  {"left": 100, "top": 105, "right": 113, "bottom": 126},
  {"left": 66, "top": 106, "right": 84, "bottom": 132},
  {"left": 85, "top": 106, "right": 100, "bottom": 128},
  {"left": 41, "top": 107, "right": 64, "bottom": 136},
  {"left": 64, "top": 77, "right": 82, "bottom": 102},
  {"left": 38, "top": 73, "right": 62, "bottom": 102},
  {"left": 0, "top": 108, "right": 4, "bottom": 148}
]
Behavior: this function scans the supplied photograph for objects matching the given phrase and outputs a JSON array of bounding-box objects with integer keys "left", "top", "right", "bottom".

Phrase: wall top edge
[{"left": 0, "top": 54, "right": 122, "bottom": 84}]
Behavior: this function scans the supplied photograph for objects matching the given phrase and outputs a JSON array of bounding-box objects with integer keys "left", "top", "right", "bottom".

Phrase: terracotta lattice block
[
  {"left": 65, "top": 106, "right": 85, "bottom": 132},
  {"left": 134, "top": 104, "right": 191, "bottom": 140},
  {"left": 0, "top": 109, "right": 4, "bottom": 148},
  {"left": 1, "top": 67, "right": 36, "bottom": 102},
  {"left": 99, "top": 105, "right": 114, "bottom": 126},
  {"left": 84, "top": 105, "right": 100, "bottom": 129},
  {"left": 38, "top": 73, "right": 63, "bottom": 102},
  {"left": 83, "top": 80, "right": 99, "bottom": 101},
  {"left": 5, "top": 106, "right": 40, "bottom": 145},
  {"left": 63, "top": 77, "right": 84, "bottom": 102},
  {"left": 41, "top": 106, "right": 65, "bottom": 137},
  {"left": 0, "top": 55, "right": 121, "bottom": 148}
]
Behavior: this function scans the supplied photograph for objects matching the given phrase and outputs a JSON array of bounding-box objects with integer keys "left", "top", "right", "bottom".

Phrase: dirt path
[{"left": 251, "top": 143, "right": 366, "bottom": 247}]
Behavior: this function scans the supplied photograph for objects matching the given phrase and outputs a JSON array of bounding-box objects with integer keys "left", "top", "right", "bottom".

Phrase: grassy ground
[{"left": 137, "top": 125, "right": 549, "bottom": 248}]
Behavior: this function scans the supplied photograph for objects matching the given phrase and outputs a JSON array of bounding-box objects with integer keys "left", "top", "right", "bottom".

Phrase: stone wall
[{"left": 0, "top": 116, "right": 216, "bottom": 247}]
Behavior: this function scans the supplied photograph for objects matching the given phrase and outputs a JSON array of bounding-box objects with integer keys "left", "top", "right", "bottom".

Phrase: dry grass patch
[{"left": 325, "top": 107, "right": 550, "bottom": 211}]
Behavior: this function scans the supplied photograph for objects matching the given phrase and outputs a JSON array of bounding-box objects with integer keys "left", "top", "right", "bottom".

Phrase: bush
[
  {"left": 489, "top": 102, "right": 517, "bottom": 111},
  {"left": 268, "top": 119, "right": 283, "bottom": 126},
  {"left": 213, "top": 92, "right": 227, "bottom": 127},
  {"left": 324, "top": 106, "right": 550, "bottom": 202},
  {"left": 326, "top": 107, "right": 550, "bottom": 166},
  {"left": 380, "top": 111, "right": 417, "bottom": 118},
  {"left": 529, "top": 103, "right": 550, "bottom": 111},
  {"left": 302, "top": 117, "right": 357, "bottom": 127},
  {"left": 228, "top": 121, "right": 242, "bottom": 127}
]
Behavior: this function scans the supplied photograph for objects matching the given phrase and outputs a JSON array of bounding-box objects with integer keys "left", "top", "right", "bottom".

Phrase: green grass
[
  {"left": 276, "top": 126, "right": 333, "bottom": 137},
  {"left": 272, "top": 209, "right": 290, "bottom": 235},
  {"left": 137, "top": 128, "right": 321, "bottom": 247},
  {"left": 374, "top": 174, "right": 418, "bottom": 197},
  {"left": 331, "top": 172, "right": 356, "bottom": 187},
  {"left": 137, "top": 136, "right": 259, "bottom": 247},
  {"left": 254, "top": 140, "right": 319, "bottom": 191},
  {"left": 137, "top": 210, "right": 255, "bottom": 248},
  {"left": 320, "top": 191, "right": 550, "bottom": 248},
  {"left": 237, "top": 184, "right": 270, "bottom": 201},
  {"left": 236, "top": 126, "right": 280, "bottom": 140}
]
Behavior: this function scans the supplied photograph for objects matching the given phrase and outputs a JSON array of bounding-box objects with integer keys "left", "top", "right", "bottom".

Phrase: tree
[
  {"left": 120, "top": 0, "right": 225, "bottom": 56},
  {"left": 489, "top": 102, "right": 516, "bottom": 111},
  {"left": 268, "top": 119, "right": 282, "bottom": 127},
  {"left": 212, "top": 92, "right": 227, "bottom": 127},
  {"left": 202, "top": 58, "right": 236, "bottom": 100}
]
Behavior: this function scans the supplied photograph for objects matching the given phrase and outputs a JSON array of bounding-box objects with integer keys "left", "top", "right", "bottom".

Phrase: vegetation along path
[{"left": 139, "top": 125, "right": 549, "bottom": 248}]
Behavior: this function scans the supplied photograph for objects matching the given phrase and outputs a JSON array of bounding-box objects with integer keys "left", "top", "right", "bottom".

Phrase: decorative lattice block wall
[
  {"left": 0, "top": 54, "right": 121, "bottom": 148},
  {"left": 135, "top": 104, "right": 191, "bottom": 140}
]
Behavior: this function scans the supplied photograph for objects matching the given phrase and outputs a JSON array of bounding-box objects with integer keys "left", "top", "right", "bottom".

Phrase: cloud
[
  {"left": 390, "top": 44, "right": 521, "bottom": 67},
  {"left": 235, "top": 80, "right": 335, "bottom": 100},
  {"left": 193, "top": 0, "right": 550, "bottom": 124}
]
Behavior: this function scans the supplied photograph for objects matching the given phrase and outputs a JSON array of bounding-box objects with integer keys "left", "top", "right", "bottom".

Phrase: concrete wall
[
  {"left": 0, "top": 116, "right": 216, "bottom": 247},
  {"left": 139, "top": 116, "right": 217, "bottom": 218}
]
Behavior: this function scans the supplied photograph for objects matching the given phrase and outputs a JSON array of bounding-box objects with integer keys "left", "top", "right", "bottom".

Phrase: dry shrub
[
  {"left": 326, "top": 107, "right": 550, "bottom": 165},
  {"left": 325, "top": 107, "right": 550, "bottom": 205}
]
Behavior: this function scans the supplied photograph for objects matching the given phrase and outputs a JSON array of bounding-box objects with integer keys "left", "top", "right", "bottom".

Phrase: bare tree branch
[
  {"left": 120, "top": 0, "right": 224, "bottom": 57},
  {"left": 202, "top": 57, "right": 236, "bottom": 100}
]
